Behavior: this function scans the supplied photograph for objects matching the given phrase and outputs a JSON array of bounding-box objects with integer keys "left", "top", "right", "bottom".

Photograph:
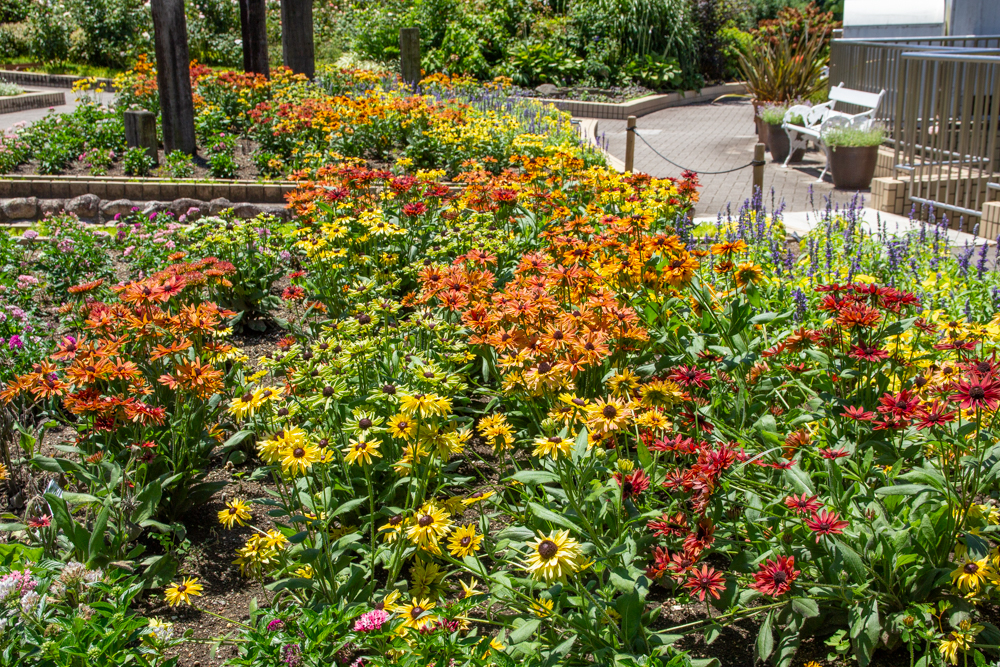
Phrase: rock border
[
  {"left": 0, "top": 176, "right": 295, "bottom": 204},
  {"left": 531, "top": 82, "right": 747, "bottom": 120},
  {"left": 0, "top": 194, "right": 291, "bottom": 228},
  {"left": 0, "top": 90, "right": 68, "bottom": 114}
]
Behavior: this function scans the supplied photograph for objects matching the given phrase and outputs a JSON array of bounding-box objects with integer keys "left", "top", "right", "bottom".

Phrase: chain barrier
[{"left": 629, "top": 127, "right": 764, "bottom": 175}]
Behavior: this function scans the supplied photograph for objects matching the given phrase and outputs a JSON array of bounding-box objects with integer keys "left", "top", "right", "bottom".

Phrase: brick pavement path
[{"left": 592, "top": 99, "right": 865, "bottom": 217}]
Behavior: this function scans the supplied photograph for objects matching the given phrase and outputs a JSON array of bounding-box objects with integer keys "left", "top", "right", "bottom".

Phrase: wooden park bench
[{"left": 781, "top": 83, "right": 886, "bottom": 182}]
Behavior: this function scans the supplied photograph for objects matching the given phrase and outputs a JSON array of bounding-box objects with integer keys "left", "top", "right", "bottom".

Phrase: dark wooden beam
[
  {"left": 281, "top": 0, "right": 314, "bottom": 79},
  {"left": 151, "top": 0, "right": 196, "bottom": 155},
  {"left": 239, "top": 0, "right": 269, "bottom": 77}
]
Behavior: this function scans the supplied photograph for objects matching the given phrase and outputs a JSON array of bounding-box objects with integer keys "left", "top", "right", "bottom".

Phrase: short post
[
  {"left": 400, "top": 28, "right": 421, "bottom": 90},
  {"left": 752, "top": 142, "right": 765, "bottom": 197},
  {"left": 151, "top": 0, "right": 196, "bottom": 155},
  {"left": 281, "top": 0, "right": 315, "bottom": 78},
  {"left": 239, "top": 0, "right": 269, "bottom": 77},
  {"left": 124, "top": 110, "right": 159, "bottom": 165},
  {"left": 624, "top": 115, "right": 636, "bottom": 173}
]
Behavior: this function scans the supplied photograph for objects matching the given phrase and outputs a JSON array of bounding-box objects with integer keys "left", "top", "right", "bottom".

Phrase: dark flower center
[
  {"left": 411, "top": 606, "right": 423, "bottom": 618},
  {"left": 552, "top": 330, "right": 564, "bottom": 340},
  {"left": 548, "top": 436, "right": 561, "bottom": 443},
  {"left": 460, "top": 536, "right": 471, "bottom": 547},
  {"left": 969, "top": 386, "right": 986, "bottom": 400},
  {"left": 965, "top": 562, "right": 979, "bottom": 574},
  {"left": 323, "top": 386, "right": 334, "bottom": 397},
  {"left": 976, "top": 361, "right": 991, "bottom": 373},
  {"left": 572, "top": 398, "right": 586, "bottom": 406},
  {"left": 538, "top": 540, "right": 558, "bottom": 559},
  {"left": 382, "top": 384, "right": 396, "bottom": 394},
  {"left": 241, "top": 392, "right": 253, "bottom": 402},
  {"left": 424, "top": 371, "right": 435, "bottom": 378},
  {"left": 177, "top": 585, "right": 187, "bottom": 593},
  {"left": 602, "top": 405, "right": 618, "bottom": 419},
  {"left": 914, "top": 375, "right": 927, "bottom": 387},
  {"left": 772, "top": 571, "right": 787, "bottom": 584},
  {"left": 293, "top": 448, "right": 305, "bottom": 458},
  {"left": 359, "top": 418, "right": 372, "bottom": 429},
  {"left": 389, "top": 515, "right": 403, "bottom": 526},
  {"left": 418, "top": 514, "right": 434, "bottom": 527}
]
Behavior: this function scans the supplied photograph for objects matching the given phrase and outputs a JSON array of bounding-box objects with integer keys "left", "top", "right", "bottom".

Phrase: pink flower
[{"left": 353, "top": 609, "right": 389, "bottom": 632}]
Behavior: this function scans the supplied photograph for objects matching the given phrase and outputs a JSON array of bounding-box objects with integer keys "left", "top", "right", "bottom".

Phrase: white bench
[{"left": 781, "top": 83, "right": 886, "bottom": 182}]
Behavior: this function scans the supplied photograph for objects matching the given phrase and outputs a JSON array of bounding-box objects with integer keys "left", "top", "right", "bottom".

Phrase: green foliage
[
  {"left": 823, "top": 124, "right": 886, "bottom": 147},
  {"left": 64, "top": 0, "right": 150, "bottom": 69},
  {"left": 122, "top": 146, "right": 155, "bottom": 177},
  {"left": 737, "top": 25, "right": 830, "bottom": 103},
  {"left": 508, "top": 42, "right": 584, "bottom": 87},
  {"left": 161, "top": 150, "right": 194, "bottom": 179}
]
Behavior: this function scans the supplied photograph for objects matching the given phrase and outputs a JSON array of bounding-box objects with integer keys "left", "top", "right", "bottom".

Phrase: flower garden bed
[{"left": 0, "top": 66, "right": 999, "bottom": 667}]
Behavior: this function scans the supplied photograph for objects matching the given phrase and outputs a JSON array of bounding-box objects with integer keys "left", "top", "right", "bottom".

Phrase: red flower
[
  {"left": 27, "top": 515, "right": 51, "bottom": 528},
  {"left": 951, "top": 373, "right": 1000, "bottom": 411},
  {"left": 784, "top": 493, "right": 821, "bottom": 515},
  {"left": 849, "top": 343, "right": 889, "bottom": 362},
  {"left": 614, "top": 469, "right": 651, "bottom": 499},
  {"left": 915, "top": 401, "right": 956, "bottom": 430},
  {"left": 402, "top": 201, "right": 428, "bottom": 217},
  {"left": 751, "top": 555, "right": 800, "bottom": 596},
  {"left": 683, "top": 564, "right": 726, "bottom": 601},
  {"left": 282, "top": 285, "right": 305, "bottom": 301},
  {"left": 668, "top": 365, "right": 713, "bottom": 389},
  {"left": 842, "top": 405, "right": 875, "bottom": 421},
  {"left": 648, "top": 512, "right": 687, "bottom": 538},
  {"left": 819, "top": 447, "right": 850, "bottom": 459},
  {"left": 805, "top": 509, "right": 849, "bottom": 542},
  {"left": 877, "top": 390, "right": 920, "bottom": 419}
]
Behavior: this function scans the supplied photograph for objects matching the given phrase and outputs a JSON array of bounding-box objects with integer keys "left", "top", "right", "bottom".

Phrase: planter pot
[
  {"left": 828, "top": 144, "right": 879, "bottom": 190},
  {"left": 765, "top": 123, "right": 805, "bottom": 164}
]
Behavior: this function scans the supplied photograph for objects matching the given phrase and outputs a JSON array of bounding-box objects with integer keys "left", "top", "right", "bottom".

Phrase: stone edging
[
  {"left": 0, "top": 70, "right": 116, "bottom": 91},
  {"left": 0, "top": 176, "right": 295, "bottom": 204},
  {"left": 0, "top": 90, "right": 67, "bottom": 114},
  {"left": 534, "top": 82, "right": 747, "bottom": 120}
]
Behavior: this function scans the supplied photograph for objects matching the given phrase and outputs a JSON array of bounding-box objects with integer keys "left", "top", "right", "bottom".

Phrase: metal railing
[
  {"left": 893, "top": 51, "right": 1000, "bottom": 219},
  {"left": 828, "top": 36, "right": 1000, "bottom": 124}
]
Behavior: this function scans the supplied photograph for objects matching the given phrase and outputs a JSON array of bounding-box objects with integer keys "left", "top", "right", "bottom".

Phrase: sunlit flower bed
[{"left": 1, "top": 144, "right": 999, "bottom": 667}]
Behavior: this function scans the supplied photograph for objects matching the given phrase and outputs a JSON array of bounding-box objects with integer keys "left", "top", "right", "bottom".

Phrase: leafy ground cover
[
  {"left": 0, "top": 63, "right": 598, "bottom": 182},
  {"left": 0, "top": 72, "right": 998, "bottom": 667}
]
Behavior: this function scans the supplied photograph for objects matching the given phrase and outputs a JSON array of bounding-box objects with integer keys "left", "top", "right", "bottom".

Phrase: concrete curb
[
  {"left": 533, "top": 82, "right": 747, "bottom": 120},
  {"left": 0, "top": 90, "right": 67, "bottom": 114},
  {"left": 0, "top": 70, "right": 116, "bottom": 91}
]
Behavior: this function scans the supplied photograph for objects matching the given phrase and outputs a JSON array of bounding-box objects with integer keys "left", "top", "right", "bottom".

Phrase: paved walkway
[
  {"left": 591, "top": 99, "right": 864, "bottom": 217},
  {"left": 0, "top": 85, "right": 115, "bottom": 127}
]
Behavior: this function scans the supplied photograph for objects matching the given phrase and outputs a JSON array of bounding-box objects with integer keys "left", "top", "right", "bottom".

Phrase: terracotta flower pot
[
  {"left": 765, "top": 123, "right": 805, "bottom": 164},
  {"left": 828, "top": 144, "right": 878, "bottom": 190}
]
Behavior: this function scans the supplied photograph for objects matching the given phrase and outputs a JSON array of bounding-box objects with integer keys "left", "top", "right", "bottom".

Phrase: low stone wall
[
  {"left": 0, "top": 90, "right": 67, "bottom": 114},
  {"left": 0, "top": 176, "right": 295, "bottom": 204},
  {"left": 0, "top": 194, "right": 290, "bottom": 225},
  {"left": 535, "top": 82, "right": 747, "bottom": 120},
  {"left": 0, "top": 70, "right": 115, "bottom": 91}
]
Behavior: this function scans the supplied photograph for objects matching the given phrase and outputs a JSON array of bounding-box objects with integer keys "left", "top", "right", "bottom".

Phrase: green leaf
[
  {"left": 757, "top": 609, "right": 775, "bottom": 662},
  {"left": 791, "top": 597, "right": 819, "bottom": 619},
  {"left": 509, "top": 618, "right": 541, "bottom": 644},
  {"left": 617, "top": 590, "right": 643, "bottom": 646},
  {"left": 87, "top": 503, "right": 110, "bottom": 565},
  {"left": 222, "top": 430, "right": 254, "bottom": 449},
  {"left": 331, "top": 498, "right": 366, "bottom": 518},
  {"left": 508, "top": 470, "right": 558, "bottom": 485},
  {"left": 527, "top": 502, "right": 580, "bottom": 532},
  {"left": 837, "top": 540, "right": 868, "bottom": 583},
  {"left": 874, "top": 484, "right": 934, "bottom": 497}
]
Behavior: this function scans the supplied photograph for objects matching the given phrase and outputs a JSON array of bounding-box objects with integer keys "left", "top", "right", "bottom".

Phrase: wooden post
[
  {"left": 753, "top": 142, "right": 765, "bottom": 197},
  {"left": 625, "top": 116, "right": 636, "bottom": 173},
  {"left": 400, "top": 28, "right": 421, "bottom": 90},
  {"left": 151, "top": 0, "right": 196, "bottom": 155},
  {"left": 239, "top": 0, "right": 269, "bottom": 77},
  {"left": 281, "top": 0, "right": 314, "bottom": 78},
  {"left": 124, "top": 110, "right": 159, "bottom": 165}
]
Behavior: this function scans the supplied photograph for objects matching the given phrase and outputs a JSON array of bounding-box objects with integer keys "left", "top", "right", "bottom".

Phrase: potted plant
[
  {"left": 759, "top": 103, "right": 806, "bottom": 163},
  {"left": 823, "top": 124, "right": 884, "bottom": 190}
]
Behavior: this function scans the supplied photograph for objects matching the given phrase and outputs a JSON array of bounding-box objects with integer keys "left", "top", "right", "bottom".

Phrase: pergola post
[
  {"left": 239, "top": 0, "right": 269, "bottom": 77},
  {"left": 281, "top": 0, "right": 314, "bottom": 78},
  {"left": 151, "top": 0, "right": 196, "bottom": 155},
  {"left": 399, "top": 27, "right": 421, "bottom": 90}
]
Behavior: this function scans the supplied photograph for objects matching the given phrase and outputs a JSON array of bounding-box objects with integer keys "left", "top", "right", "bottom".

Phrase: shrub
[
  {"left": 64, "top": 0, "right": 151, "bottom": 69},
  {"left": 122, "top": 146, "right": 155, "bottom": 177},
  {"left": 161, "top": 150, "right": 195, "bottom": 179}
]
